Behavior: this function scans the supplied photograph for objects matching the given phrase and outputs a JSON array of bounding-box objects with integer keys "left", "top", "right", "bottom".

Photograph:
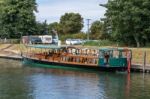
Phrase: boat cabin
[{"left": 98, "top": 48, "right": 132, "bottom": 67}]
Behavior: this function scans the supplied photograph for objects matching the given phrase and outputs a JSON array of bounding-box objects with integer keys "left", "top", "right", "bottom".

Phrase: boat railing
[
  {"left": 25, "top": 52, "right": 99, "bottom": 66},
  {"left": 59, "top": 54, "right": 99, "bottom": 65}
]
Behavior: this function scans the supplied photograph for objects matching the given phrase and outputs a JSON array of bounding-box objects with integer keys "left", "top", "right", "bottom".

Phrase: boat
[{"left": 22, "top": 44, "right": 132, "bottom": 72}]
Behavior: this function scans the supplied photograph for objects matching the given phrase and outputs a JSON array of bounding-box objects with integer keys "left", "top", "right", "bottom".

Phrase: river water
[{"left": 0, "top": 59, "right": 150, "bottom": 99}]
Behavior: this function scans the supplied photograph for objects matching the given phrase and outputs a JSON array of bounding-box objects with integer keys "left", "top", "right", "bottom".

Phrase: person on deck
[{"left": 104, "top": 52, "right": 109, "bottom": 64}]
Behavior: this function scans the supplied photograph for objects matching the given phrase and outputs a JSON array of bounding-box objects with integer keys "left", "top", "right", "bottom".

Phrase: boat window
[
  {"left": 68, "top": 48, "right": 72, "bottom": 54},
  {"left": 121, "top": 50, "right": 132, "bottom": 58},
  {"left": 92, "top": 50, "right": 97, "bottom": 56},
  {"left": 109, "top": 50, "right": 113, "bottom": 58},
  {"left": 80, "top": 49, "right": 83, "bottom": 55},
  {"left": 122, "top": 51, "right": 127, "bottom": 58},
  {"left": 72, "top": 49, "right": 76, "bottom": 55},
  {"left": 113, "top": 50, "right": 119, "bottom": 58},
  {"left": 82, "top": 48, "right": 87, "bottom": 55},
  {"left": 99, "top": 51, "right": 104, "bottom": 58},
  {"left": 104, "top": 52, "right": 110, "bottom": 64},
  {"left": 76, "top": 49, "right": 79, "bottom": 55}
]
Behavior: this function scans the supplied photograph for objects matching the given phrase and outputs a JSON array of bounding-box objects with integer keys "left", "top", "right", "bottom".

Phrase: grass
[
  {"left": 131, "top": 48, "right": 150, "bottom": 65},
  {"left": 83, "top": 40, "right": 116, "bottom": 47}
]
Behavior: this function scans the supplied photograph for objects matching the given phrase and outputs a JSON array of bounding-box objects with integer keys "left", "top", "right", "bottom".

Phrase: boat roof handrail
[
  {"left": 26, "top": 44, "right": 62, "bottom": 49},
  {"left": 99, "top": 48, "right": 131, "bottom": 51}
]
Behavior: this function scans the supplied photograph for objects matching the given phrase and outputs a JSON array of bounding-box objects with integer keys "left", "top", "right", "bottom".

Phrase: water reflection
[
  {"left": 0, "top": 69, "right": 32, "bottom": 99},
  {"left": 20, "top": 68, "right": 129, "bottom": 99},
  {"left": 0, "top": 59, "right": 150, "bottom": 99},
  {"left": 26, "top": 68, "right": 102, "bottom": 99}
]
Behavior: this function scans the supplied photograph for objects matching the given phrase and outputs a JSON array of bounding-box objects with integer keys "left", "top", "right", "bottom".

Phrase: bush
[
  {"left": 10, "top": 39, "right": 20, "bottom": 44},
  {"left": 0, "top": 39, "right": 20, "bottom": 44},
  {"left": 60, "top": 33, "right": 86, "bottom": 42}
]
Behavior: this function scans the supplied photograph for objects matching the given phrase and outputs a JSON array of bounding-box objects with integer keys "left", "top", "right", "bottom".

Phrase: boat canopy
[
  {"left": 26, "top": 45, "right": 62, "bottom": 49},
  {"left": 99, "top": 48, "right": 130, "bottom": 51}
]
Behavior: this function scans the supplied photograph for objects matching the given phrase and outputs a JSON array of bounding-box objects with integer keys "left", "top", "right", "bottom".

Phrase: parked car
[
  {"left": 66, "top": 39, "right": 83, "bottom": 45},
  {"left": 52, "top": 37, "right": 58, "bottom": 44},
  {"left": 52, "top": 34, "right": 59, "bottom": 44}
]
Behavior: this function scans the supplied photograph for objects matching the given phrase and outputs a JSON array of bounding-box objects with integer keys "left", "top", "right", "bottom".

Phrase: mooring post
[
  {"left": 143, "top": 51, "right": 146, "bottom": 73},
  {"left": 127, "top": 51, "right": 131, "bottom": 73}
]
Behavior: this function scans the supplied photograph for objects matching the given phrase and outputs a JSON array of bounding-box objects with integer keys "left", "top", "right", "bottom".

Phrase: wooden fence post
[{"left": 143, "top": 51, "right": 146, "bottom": 73}]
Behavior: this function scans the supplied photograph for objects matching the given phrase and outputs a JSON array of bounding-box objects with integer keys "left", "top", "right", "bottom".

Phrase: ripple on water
[{"left": 0, "top": 59, "right": 150, "bottom": 99}]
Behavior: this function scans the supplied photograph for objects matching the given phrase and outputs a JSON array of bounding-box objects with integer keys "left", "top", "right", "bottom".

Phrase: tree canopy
[
  {"left": 0, "top": 0, "right": 5, "bottom": 37},
  {"left": 90, "top": 21, "right": 105, "bottom": 39},
  {"left": 48, "top": 22, "right": 60, "bottom": 34},
  {"left": 59, "top": 13, "right": 83, "bottom": 34},
  {"left": 35, "top": 20, "right": 49, "bottom": 35},
  {"left": 0, "top": 0, "right": 37, "bottom": 38},
  {"left": 102, "top": 0, "right": 150, "bottom": 47}
]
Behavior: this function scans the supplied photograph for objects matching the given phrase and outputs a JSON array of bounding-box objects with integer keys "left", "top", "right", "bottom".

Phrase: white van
[{"left": 39, "top": 35, "right": 52, "bottom": 44}]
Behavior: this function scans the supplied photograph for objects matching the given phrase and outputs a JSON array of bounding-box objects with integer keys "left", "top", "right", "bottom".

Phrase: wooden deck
[{"left": 131, "top": 64, "right": 150, "bottom": 72}]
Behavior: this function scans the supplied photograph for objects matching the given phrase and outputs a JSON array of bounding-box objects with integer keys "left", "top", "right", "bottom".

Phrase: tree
[
  {"left": 34, "top": 21, "right": 47, "bottom": 35},
  {"left": 48, "top": 22, "right": 61, "bottom": 34},
  {"left": 1, "top": 0, "right": 37, "bottom": 38},
  {"left": 0, "top": 0, "right": 5, "bottom": 38},
  {"left": 102, "top": 0, "right": 150, "bottom": 47},
  {"left": 59, "top": 13, "right": 83, "bottom": 34},
  {"left": 90, "top": 21, "right": 106, "bottom": 39}
]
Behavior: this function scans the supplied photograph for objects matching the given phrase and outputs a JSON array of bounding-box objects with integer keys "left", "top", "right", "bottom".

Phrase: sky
[{"left": 35, "top": 0, "right": 108, "bottom": 31}]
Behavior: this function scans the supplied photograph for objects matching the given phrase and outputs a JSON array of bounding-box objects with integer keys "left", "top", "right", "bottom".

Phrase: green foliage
[
  {"left": 10, "top": 39, "right": 20, "bottom": 44},
  {"left": 90, "top": 20, "right": 109, "bottom": 39},
  {"left": 59, "top": 13, "right": 83, "bottom": 34},
  {"left": 48, "top": 13, "right": 84, "bottom": 36},
  {"left": 48, "top": 22, "right": 59, "bottom": 31},
  {"left": 0, "top": 0, "right": 37, "bottom": 38},
  {"left": 48, "top": 22, "right": 61, "bottom": 35},
  {"left": 60, "top": 32, "right": 86, "bottom": 42},
  {"left": 35, "top": 20, "right": 49, "bottom": 35},
  {"left": 103, "top": 0, "right": 150, "bottom": 47},
  {"left": 0, "top": 0, "right": 4, "bottom": 34}
]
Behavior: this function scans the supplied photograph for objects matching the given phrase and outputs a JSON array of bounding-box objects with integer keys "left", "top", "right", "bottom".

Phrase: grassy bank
[
  {"left": 132, "top": 48, "right": 150, "bottom": 64},
  {"left": 83, "top": 40, "right": 117, "bottom": 47}
]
